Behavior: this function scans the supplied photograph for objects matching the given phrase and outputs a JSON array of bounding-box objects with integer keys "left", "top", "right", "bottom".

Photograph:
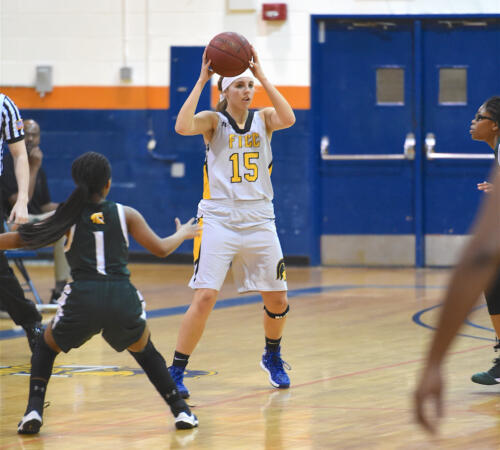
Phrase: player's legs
[
  {"left": 472, "top": 277, "right": 500, "bottom": 384},
  {"left": 128, "top": 326, "right": 198, "bottom": 429},
  {"left": 18, "top": 324, "right": 60, "bottom": 434},
  {"left": 231, "top": 220, "right": 291, "bottom": 388},
  {"left": 169, "top": 288, "right": 218, "bottom": 398},
  {"left": 19, "top": 280, "right": 105, "bottom": 434},
  {"left": 0, "top": 251, "right": 43, "bottom": 351},
  {"left": 490, "top": 315, "right": 500, "bottom": 339},
  {"left": 486, "top": 270, "right": 500, "bottom": 342},
  {"left": 97, "top": 280, "right": 195, "bottom": 425},
  {"left": 44, "top": 321, "right": 62, "bottom": 352},
  {"left": 260, "top": 290, "right": 291, "bottom": 389},
  {"left": 170, "top": 214, "right": 235, "bottom": 397},
  {"left": 175, "top": 288, "right": 218, "bottom": 355},
  {"left": 262, "top": 290, "right": 288, "bottom": 340},
  {"left": 0, "top": 200, "right": 42, "bottom": 349}
]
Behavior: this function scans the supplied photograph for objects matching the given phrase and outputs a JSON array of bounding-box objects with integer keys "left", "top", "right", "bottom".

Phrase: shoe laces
[
  {"left": 170, "top": 367, "right": 184, "bottom": 383},
  {"left": 266, "top": 352, "right": 291, "bottom": 373}
]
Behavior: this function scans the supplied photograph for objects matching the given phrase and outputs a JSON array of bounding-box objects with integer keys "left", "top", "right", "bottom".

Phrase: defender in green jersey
[{"left": 0, "top": 152, "right": 201, "bottom": 434}]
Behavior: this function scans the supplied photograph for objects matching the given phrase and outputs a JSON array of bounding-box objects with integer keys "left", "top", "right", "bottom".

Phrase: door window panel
[
  {"left": 376, "top": 67, "right": 404, "bottom": 105},
  {"left": 438, "top": 67, "right": 467, "bottom": 104}
]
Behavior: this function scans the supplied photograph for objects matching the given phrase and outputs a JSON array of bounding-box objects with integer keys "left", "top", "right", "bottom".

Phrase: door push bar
[
  {"left": 425, "top": 132, "right": 494, "bottom": 160},
  {"left": 320, "top": 133, "right": 415, "bottom": 161}
]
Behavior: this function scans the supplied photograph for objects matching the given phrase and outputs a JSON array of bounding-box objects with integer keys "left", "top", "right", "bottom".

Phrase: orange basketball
[{"left": 206, "top": 32, "right": 252, "bottom": 77}]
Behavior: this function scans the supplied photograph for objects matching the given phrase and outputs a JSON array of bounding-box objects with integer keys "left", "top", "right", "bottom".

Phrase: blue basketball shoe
[
  {"left": 168, "top": 366, "right": 190, "bottom": 399},
  {"left": 260, "top": 347, "right": 291, "bottom": 389}
]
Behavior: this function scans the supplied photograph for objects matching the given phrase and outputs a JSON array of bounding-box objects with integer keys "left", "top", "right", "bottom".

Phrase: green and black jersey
[{"left": 65, "top": 200, "right": 130, "bottom": 280}]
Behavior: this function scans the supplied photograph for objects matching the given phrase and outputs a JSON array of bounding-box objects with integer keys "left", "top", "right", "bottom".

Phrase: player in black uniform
[
  {"left": 469, "top": 96, "right": 500, "bottom": 384},
  {"left": 0, "top": 152, "right": 200, "bottom": 433}
]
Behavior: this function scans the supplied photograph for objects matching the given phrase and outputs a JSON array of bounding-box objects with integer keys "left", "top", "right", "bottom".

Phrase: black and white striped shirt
[{"left": 0, "top": 93, "right": 25, "bottom": 176}]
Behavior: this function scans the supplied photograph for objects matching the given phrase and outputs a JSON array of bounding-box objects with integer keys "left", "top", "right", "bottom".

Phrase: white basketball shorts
[{"left": 189, "top": 199, "right": 287, "bottom": 293}]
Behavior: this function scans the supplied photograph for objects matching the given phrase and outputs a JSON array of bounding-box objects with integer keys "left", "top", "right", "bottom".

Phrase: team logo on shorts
[
  {"left": 90, "top": 212, "right": 105, "bottom": 224},
  {"left": 276, "top": 258, "right": 287, "bottom": 281}
]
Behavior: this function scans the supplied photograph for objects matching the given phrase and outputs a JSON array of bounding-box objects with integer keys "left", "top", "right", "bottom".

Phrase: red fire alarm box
[{"left": 262, "top": 3, "right": 287, "bottom": 21}]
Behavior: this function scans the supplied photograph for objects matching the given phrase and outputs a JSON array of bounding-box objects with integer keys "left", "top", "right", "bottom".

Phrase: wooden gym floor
[{"left": 1, "top": 263, "right": 500, "bottom": 449}]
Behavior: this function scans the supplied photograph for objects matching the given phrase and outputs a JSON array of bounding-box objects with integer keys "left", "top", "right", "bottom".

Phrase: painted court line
[
  {"left": 0, "top": 283, "right": 444, "bottom": 342},
  {"left": 0, "top": 342, "right": 488, "bottom": 448},
  {"left": 412, "top": 303, "right": 495, "bottom": 343}
]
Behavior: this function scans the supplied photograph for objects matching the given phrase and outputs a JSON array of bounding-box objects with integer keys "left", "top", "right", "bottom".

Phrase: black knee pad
[{"left": 264, "top": 304, "right": 289, "bottom": 319}]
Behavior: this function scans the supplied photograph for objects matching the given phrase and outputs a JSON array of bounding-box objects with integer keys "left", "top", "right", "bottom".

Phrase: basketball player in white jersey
[{"left": 170, "top": 47, "right": 296, "bottom": 398}]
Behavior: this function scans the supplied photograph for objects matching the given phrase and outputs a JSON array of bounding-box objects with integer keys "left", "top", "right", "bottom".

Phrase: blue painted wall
[{"left": 21, "top": 108, "right": 312, "bottom": 261}]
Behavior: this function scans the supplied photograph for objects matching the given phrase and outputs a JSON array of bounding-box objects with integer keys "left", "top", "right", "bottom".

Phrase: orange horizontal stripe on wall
[
  {"left": 211, "top": 85, "right": 310, "bottom": 110},
  {"left": 0, "top": 85, "right": 310, "bottom": 110},
  {"left": 0, "top": 86, "right": 169, "bottom": 110}
]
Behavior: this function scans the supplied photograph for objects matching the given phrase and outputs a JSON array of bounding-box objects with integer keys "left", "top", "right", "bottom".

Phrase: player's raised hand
[
  {"left": 248, "top": 46, "right": 265, "bottom": 81},
  {"left": 199, "top": 48, "right": 213, "bottom": 84}
]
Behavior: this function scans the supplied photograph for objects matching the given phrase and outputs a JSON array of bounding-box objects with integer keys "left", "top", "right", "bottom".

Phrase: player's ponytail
[
  {"left": 18, "top": 152, "right": 111, "bottom": 249},
  {"left": 485, "top": 96, "right": 500, "bottom": 126},
  {"left": 216, "top": 76, "right": 228, "bottom": 112}
]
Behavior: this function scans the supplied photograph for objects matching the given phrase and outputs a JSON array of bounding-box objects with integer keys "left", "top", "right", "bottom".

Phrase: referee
[{"left": 0, "top": 93, "right": 42, "bottom": 351}]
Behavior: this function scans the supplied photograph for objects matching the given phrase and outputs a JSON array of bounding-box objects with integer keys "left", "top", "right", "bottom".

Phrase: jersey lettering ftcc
[{"left": 228, "top": 133, "right": 260, "bottom": 149}]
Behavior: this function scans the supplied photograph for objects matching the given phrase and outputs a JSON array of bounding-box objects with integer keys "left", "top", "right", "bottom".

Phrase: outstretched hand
[
  {"left": 199, "top": 48, "right": 214, "bottom": 84},
  {"left": 175, "top": 217, "right": 201, "bottom": 240},
  {"left": 477, "top": 181, "right": 494, "bottom": 193},
  {"left": 414, "top": 364, "right": 444, "bottom": 434}
]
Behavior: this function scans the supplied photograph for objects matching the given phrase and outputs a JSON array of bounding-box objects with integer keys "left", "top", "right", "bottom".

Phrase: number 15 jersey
[{"left": 203, "top": 110, "right": 274, "bottom": 201}]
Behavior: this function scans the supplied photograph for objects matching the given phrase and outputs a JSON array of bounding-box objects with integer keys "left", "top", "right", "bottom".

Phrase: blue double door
[{"left": 312, "top": 16, "right": 500, "bottom": 266}]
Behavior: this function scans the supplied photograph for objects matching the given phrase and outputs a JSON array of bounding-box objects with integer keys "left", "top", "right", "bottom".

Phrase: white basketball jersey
[{"left": 203, "top": 110, "right": 274, "bottom": 201}]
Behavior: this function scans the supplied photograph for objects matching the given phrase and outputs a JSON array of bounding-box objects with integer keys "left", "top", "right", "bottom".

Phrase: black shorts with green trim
[{"left": 51, "top": 279, "right": 146, "bottom": 353}]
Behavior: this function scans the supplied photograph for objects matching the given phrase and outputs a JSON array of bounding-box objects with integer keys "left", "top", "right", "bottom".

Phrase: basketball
[{"left": 206, "top": 32, "right": 252, "bottom": 77}]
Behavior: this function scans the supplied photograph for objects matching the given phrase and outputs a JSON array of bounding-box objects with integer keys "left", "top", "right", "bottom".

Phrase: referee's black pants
[
  {"left": 0, "top": 252, "right": 42, "bottom": 326},
  {"left": 0, "top": 199, "right": 41, "bottom": 326}
]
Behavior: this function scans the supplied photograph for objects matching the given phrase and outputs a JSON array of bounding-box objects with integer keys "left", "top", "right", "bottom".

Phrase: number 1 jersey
[{"left": 65, "top": 200, "right": 130, "bottom": 280}]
